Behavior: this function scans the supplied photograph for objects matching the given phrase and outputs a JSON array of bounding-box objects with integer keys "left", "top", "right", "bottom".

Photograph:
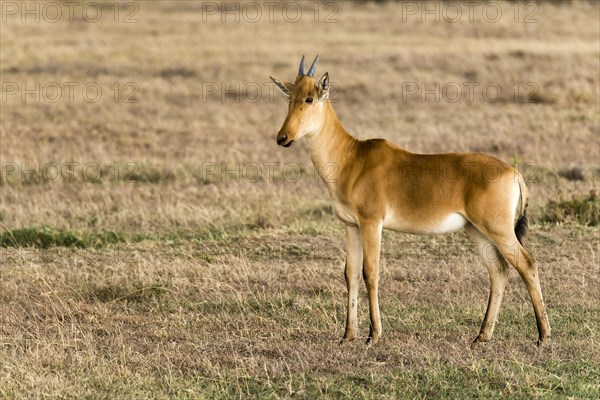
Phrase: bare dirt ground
[{"left": 1, "top": 1, "right": 599, "bottom": 398}]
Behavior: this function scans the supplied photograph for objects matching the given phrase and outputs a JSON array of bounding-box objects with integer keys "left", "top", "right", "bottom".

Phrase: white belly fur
[
  {"left": 430, "top": 213, "right": 468, "bottom": 233},
  {"left": 383, "top": 210, "right": 467, "bottom": 234}
]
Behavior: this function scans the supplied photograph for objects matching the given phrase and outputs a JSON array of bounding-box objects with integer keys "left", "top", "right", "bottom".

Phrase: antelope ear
[
  {"left": 270, "top": 76, "right": 294, "bottom": 98},
  {"left": 318, "top": 72, "right": 330, "bottom": 101}
]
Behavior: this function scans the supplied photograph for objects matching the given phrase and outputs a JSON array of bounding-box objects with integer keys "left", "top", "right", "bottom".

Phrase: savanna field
[{"left": 0, "top": 0, "right": 599, "bottom": 398}]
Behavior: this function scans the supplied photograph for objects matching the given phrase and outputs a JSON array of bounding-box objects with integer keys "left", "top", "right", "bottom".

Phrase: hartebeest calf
[{"left": 271, "top": 56, "right": 550, "bottom": 346}]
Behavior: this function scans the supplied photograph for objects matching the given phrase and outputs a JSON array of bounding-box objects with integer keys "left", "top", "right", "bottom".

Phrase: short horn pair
[{"left": 298, "top": 55, "right": 319, "bottom": 77}]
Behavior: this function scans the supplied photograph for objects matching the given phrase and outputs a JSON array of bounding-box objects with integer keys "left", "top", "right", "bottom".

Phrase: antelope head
[{"left": 271, "top": 55, "right": 330, "bottom": 147}]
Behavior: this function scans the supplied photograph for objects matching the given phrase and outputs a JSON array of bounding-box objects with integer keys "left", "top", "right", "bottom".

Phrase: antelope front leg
[
  {"left": 361, "top": 222, "right": 383, "bottom": 345},
  {"left": 341, "top": 225, "right": 363, "bottom": 343}
]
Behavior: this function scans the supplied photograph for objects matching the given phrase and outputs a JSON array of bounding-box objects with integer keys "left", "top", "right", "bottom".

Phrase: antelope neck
[{"left": 306, "top": 102, "right": 358, "bottom": 185}]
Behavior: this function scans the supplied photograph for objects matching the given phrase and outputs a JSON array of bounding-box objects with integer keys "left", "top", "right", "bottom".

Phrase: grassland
[{"left": 1, "top": 1, "right": 599, "bottom": 398}]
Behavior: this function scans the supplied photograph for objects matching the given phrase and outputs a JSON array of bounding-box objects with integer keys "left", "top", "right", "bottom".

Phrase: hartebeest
[{"left": 271, "top": 56, "right": 550, "bottom": 346}]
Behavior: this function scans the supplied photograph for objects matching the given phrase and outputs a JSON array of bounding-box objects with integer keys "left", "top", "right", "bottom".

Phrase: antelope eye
[{"left": 305, "top": 97, "right": 314, "bottom": 104}]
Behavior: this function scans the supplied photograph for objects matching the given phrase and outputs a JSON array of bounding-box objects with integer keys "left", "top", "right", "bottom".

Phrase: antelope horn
[
  {"left": 307, "top": 55, "right": 319, "bottom": 77},
  {"left": 298, "top": 55, "right": 306, "bottom": 76}
]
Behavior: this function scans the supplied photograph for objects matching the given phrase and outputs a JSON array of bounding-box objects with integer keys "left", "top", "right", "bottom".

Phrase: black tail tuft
[{"left": 515, "top": 207, "right": 529, "bottom": 245}]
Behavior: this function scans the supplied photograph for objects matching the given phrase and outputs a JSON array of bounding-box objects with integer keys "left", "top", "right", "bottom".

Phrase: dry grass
[{"left": 1, "top": 1, "right": 599, "bottom": 398}]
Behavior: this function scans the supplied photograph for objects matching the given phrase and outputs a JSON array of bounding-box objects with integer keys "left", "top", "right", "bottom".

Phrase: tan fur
[{"left": 271, "top": 62, "right": 550, "bottom": 346}]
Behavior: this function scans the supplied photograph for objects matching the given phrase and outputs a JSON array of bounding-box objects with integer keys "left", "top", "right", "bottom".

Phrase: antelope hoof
[
  {"left": 342, "top": 329, "right": 357, "bottom": 342},
  {"left": 340, "top": 331, "right": 357, "bottom": 345},
  {"left": 472, "top": 334, "right": 491, "bottom": 345},
  {"left": 537, "top": 337, "right": 550, "bottom": 348},
  {"left": 365, "top": 335, "right": 380, "bottom": 347}
]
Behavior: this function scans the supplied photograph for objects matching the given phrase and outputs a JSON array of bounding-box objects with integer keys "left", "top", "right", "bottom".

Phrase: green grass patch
[
  {"left": 540, "top": 192, "right": 600, "bottom": 226},
  {"left": 12, "top": 359, "right": 593, "bottom": 399},
  {"left": 0, "top": 226, "right": 148, "bottom": 248}
]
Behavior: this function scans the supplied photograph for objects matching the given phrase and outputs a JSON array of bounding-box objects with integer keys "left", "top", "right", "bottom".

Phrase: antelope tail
[{"left": 515, "top": 172, "right": 529, "bottom": 245}]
